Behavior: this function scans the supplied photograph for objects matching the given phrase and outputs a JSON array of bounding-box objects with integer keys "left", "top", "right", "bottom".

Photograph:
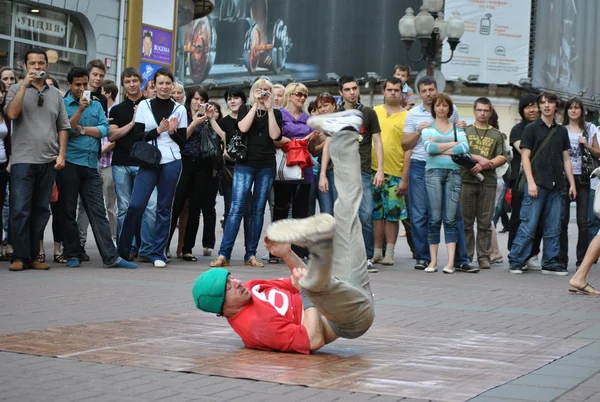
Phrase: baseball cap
[{"left": 192, "top": 268, "right": 230, "bottom": 314}]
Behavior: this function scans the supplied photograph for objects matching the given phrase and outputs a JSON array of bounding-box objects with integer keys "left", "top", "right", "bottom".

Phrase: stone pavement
[{"left": 0, "top": 213, "right": 599, "bottom": 402}]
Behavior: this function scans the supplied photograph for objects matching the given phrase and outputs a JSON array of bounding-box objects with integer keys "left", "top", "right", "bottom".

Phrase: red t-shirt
[{"left": 227, "top": 278, "right": 310, "bottom": 354}]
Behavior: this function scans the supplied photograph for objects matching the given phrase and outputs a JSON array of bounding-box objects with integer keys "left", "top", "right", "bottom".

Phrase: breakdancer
[{"left": 192, "top": 110, "right": 375, "bottom": 353}]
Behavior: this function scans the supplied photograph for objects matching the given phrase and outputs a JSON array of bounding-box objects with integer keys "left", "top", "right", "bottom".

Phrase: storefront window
[
  {"left": 68, "top": 17, "right": 86, "bottom": 51},
  {"left": 15, "top": 4, "right": 69, "bottom": 48},
  {"left": 0, "top": 2, "right": 89, "bottom": 88},
  {"left": 0, "top": 0, "right": 12, "bottom": 35}
]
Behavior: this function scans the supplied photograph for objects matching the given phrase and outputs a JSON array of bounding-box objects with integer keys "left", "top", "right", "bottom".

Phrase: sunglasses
[
  {"left": 37, "top": 92, "right": 44, "bottom": 107},
  {"left": 293, "top": 92, "right": 308, "bottom": 99}
]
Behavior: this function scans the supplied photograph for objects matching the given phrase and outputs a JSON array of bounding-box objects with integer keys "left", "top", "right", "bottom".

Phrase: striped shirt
[
  {"left": 404, "top": 103, "right": 459, "bottom": 161},
  {"left": 422, "top": 124, "right": 469, "bottom": 171}
]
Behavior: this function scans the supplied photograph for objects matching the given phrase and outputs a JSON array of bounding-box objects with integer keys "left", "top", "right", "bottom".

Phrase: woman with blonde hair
[
  {"left": 171, "top": 81, "right": 185, "bottom": 105},
  {"left": 267, "top": 82, "right": 318, "bottom": 263},
  {"left": 210, "top": 77, "right": 282, "bottom": 267}
]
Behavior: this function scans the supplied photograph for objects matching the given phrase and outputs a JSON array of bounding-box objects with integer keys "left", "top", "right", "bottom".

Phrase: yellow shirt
[{"left": 371, "top": 105, "right": 407, "bottom": 177}]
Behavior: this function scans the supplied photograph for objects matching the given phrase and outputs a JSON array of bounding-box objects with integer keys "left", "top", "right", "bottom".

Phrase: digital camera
[
  {"left": 34, "top": 71, "right": 47, "bottom": 79},
  {"left": 260, "top": 90, "right": 269, "bottom": 98}
]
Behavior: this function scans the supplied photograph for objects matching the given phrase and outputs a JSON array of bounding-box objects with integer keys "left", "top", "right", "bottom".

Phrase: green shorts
[{"left": 372, "top": 171, "right": 407, "bottom": 222}]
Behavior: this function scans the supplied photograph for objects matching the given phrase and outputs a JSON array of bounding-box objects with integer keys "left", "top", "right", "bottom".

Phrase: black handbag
[
  {"left": 226, "top": 129, "right": 247, "bottom": 162},
  {"left": 130, "top": 139, "right": 161, "bottom": 169},
  {"left": 199, "top": 123, "right": 224, "bottom": 167}
]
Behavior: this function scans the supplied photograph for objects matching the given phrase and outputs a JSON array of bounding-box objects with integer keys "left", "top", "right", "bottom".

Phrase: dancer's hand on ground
[
  {"left": 264, "top": 236, "right": 292, "bottom": 258},
  {"left": 291, "top": 267, "right": 307, "bottom": 291}
]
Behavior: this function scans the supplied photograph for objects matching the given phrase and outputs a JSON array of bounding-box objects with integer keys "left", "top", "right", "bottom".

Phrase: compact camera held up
[{"left": 34, "top": 71, "right": 47, "bottom": 79}]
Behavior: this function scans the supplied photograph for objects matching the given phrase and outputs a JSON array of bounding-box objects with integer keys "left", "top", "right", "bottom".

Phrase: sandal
[
  {"left": 268, "top": 257, "right": 280, "bottom": 264},
  {"left": 54, "top": 254, "right": 67, "bottom": 264},
  {"left": 569, "top": 283, "right": 600, "bottom": 296},
  {"left": 36, "top": 253, "right": 46, "bottom": 263},
  {"left": 183, "top": 254, "right": 198, "bottom": 262},
  {"left": 245, "top": 256, "right": 264, "bottom": 268},
  {"left": 209, "top": 255, "right": 229, "bottom": 267}
]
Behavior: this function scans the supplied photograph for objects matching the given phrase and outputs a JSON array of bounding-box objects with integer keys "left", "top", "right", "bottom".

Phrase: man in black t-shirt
[
  {"left": 337, "top": 76, "right": 383, "bottom": 273},
  {"left": 507, "top": 94, "right": 543, "bottom": 267},
  {"left": 508, "top": 92, "right": 576, "bottom": 276},
  {"left": 108, "top": 67, "right": 157, "bottom": 261}
]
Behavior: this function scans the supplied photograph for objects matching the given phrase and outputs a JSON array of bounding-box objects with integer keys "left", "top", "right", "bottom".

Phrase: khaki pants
[
  {"left": 460, "top": 182, "right": 496, "bottom": 263},
  {"left": 302, "top": 130, "right": 375, "bottom": 339}
]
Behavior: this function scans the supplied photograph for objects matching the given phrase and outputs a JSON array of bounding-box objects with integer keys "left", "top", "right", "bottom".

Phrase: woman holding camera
[
  {"left": 210, "top": 77, "right": 282, "bottom": 267},
  {"left": 168, "top": 86, "right": 224, "bottom": 261},
  {"left": 422, "top": 94, "right": 470, "bottom": 274},
  {"left": 117, "top": 68, "right": 187, "bottom": 268}
]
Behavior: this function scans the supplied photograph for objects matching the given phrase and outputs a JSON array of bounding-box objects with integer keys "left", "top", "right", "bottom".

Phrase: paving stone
[
  {"left": 510, "top": 374, "right": 585, "bottom": 389},
  {"left": 532, "top": 364, "right": 600, "bottom": 379},
  {"left": 482, "top": 384, "right": 567, "bottom": 401}
]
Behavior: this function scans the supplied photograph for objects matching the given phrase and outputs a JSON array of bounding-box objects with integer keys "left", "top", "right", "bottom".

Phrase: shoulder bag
[
  {"left": 516, "top": 126, "right": 557, "bottom": 193},
  {"left": 275, "top": 148, "right": 303, "bottom": 181}
]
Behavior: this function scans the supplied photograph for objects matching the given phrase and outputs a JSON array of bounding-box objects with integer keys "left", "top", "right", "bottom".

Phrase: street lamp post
[{"left": 398, "top": 1, "right": 465, "bottom": 77}]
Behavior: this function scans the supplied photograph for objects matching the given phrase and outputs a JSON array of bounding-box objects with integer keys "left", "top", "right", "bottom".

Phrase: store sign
[
  {"left": 441, "top": 0, "right": 531, "bottom": 85},
  {"left": 16, "top": 12, "right": 67, "bottom": 38}
]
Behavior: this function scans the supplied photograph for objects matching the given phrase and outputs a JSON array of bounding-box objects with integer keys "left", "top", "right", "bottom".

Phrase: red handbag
[{"left": 282, "top": 139, "right": 314, "bottom": 169}]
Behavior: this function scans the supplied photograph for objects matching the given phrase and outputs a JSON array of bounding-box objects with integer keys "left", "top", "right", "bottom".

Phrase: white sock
[{"left": 385, "top": 244, "right": 395, "bottom": 259}]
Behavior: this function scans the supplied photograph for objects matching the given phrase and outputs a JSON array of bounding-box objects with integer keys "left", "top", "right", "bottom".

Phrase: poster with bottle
[{"left": 441, "top": 0, "right": 531, "bottom": 85}]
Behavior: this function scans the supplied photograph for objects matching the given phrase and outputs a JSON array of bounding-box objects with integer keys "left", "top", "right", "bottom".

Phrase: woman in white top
[
  {"left": 117, "top": 68, "right": 187, "bottom": 268},
  {"left": 560, "top": 97, "right": 600, "bottom": 267}
]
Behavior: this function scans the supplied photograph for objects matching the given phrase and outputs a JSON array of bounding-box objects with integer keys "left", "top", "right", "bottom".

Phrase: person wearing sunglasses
[
  {"left": 3, "top": 47, "right": 70, "bottom": 272},
  {"left": 267, "top": 83, "right": 318, "bottom": 264}
]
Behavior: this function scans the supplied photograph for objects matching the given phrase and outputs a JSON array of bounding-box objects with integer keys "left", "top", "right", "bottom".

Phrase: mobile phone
[
  {"left": 198, "top": 103, "right": 206, "bottom": 115},
  {"left": 83, "top": 90, "right": 91, "bottom": 102}
]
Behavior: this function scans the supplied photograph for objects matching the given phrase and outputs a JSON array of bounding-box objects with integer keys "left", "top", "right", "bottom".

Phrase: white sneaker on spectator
[{"left": 526, "top": 255, "right": 542, "bottom": 270}]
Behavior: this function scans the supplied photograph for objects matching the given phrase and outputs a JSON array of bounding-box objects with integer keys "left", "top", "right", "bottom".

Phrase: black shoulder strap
[{"left": 531, "top": 126, "right": 558, "bottom": 164}]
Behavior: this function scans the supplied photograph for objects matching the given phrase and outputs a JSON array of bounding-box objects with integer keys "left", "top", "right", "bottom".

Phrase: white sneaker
[
  {"left": 266, "top": 214, "right": 336, "bottom": 247},
  {"left": 154, "top": 260, "right": 167, "bottom": 268},
  {"left": 526, "top": 255, "right": 542, "bottom": 270},
  {"left": 307, "top": 110, "right": 363, "bottom": 135},
  {"left": 203, "top": 248, "right": 213, "bottom": 257}
]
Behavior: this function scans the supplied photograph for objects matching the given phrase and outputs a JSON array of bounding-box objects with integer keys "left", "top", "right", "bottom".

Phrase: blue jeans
[
  {"left": 316, "top": 169, "right": 337, "bottom": 215},
  {"left": 410, "top": 160, "right": 468, "bottom": 264},
  {"left": 10, "top": 162, "right": 55, "bottom": 263},
  {"left": 118, "top": 160, "right": 181, "bottom": 262},
  {"left": 218, "top": 164, "right": 275, "bottom": 262},
  {"left": 425, "top": 168, "right": 462, "bottom": 244},
  {"left": 360, "top": 171, "right": 374, "bottom": 259},
  {"left": 112, "top": 165, "right": 157, "bottom": 257},
  {"left": 508, "top": 184, "right": 563, "bottom": 267}
]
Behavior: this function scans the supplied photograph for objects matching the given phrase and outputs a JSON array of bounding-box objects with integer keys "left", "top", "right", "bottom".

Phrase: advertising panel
[
  {"left": 141, "top": 25, "right": 174, "bottom": 66},
  {"left": 175, "top": 0, "right": 424, "bottom": 86},
  {"left": 531, "top": 0, "right": 600, "bottom": 105},
  {"left": 441, "top": 0, "right": 531, "bottom": 85}
]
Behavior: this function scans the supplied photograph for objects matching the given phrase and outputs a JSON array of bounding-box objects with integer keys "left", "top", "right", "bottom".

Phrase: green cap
[{"left": 192, "top": 268, "right": 230, "bottom": 314}]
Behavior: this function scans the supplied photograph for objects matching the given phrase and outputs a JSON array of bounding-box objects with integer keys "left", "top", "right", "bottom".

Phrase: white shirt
[
  {"left": 568, "top": 130, "right": 583, "bottom": 175},
  {"left": 135, "top": 99, "right": 188, "bottom": 165},
  {"left": 404, "top": 103, "right": 459, "bottom": 161},
  {"left": 0, "top": 121, "right": 8, "bottom": 164}
]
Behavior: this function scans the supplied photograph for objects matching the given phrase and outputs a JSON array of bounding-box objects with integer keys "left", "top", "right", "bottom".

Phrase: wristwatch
[{"left": 80, "top": 127, "right": 87, "bottom": 136}]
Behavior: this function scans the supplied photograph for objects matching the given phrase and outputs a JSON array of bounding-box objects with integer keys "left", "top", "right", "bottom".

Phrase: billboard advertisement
[
  {"left": 531, "top": 0, "right": 600, "bottom": 106},
  {"left": 441, "top": 0, "right": 531, "bottom": 85},
  {"left": 175, "top": 0, "right": 424, "bottom": 86}
]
